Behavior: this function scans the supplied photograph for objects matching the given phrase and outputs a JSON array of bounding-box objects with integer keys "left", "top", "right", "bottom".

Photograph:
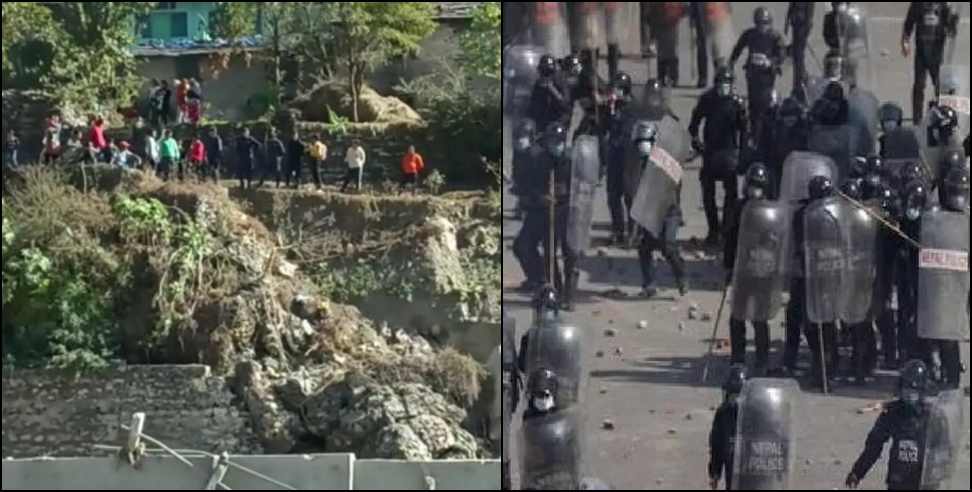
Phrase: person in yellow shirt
[{"left": 309, "top": 134, "right": 328, "bottom": 190}]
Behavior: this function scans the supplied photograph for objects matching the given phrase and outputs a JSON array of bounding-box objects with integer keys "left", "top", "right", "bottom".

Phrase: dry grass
[{"left": 4, "top": 167, "right": 114, "bottom": 246}]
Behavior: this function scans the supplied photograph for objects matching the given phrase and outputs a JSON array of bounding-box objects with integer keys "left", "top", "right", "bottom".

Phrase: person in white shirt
[
  {"left": 341, "top": 140, "right": 366, "bottom": 193},
  {"left": 145, "top": 129, "right": 161, "bottom": 171},
  {"left": 111, "top": 141, "right": 143, "bottom": 170}
]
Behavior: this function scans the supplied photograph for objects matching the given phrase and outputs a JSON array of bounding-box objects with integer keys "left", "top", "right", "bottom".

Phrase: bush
[{"left": 113, "top": 195, "right": 173, "bottom": 246}]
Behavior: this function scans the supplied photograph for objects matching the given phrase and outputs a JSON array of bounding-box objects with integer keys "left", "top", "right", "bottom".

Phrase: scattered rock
[
  {"left": 592, "top": 310, "right": 602, "bottom": 317},
  {"left": 700, "top": 312, "right": 713, "bottom": 322},
  {"left": 638, "top": 320, "right": 649, "bottom": 330},
  {"left": 608, "top": 319, "right": 614, "bottom": 325},
  {"left": 678, "top": 322, "right": 686, "bottom": 332},
  {"left": 600, "top": 387, "right": 608, "bottom": 395},
  {"left": 655, "top": 479, "right": 664, "bottom": 486},
  {"left": 688, "top": 304, "right": 701, "bottom": 320},
  {"left": 857, "top": 402, "right": 883, "bottom": 414},
  {"left": 602, "top": 420, "right": 615, "bottom": 430},
  {"left": 667, "top": 429, "right": 677, "bottom": 435},
  {"left": 615, "top": 347, "right": 623, "bottom": 357},
  {"left": 597, "top": 248, "right": 608, "bottom": 257},
  {"left": 277, "top": 259, "right": 297, "bottom": 279},
  {"left": 684, "top": 414, "right": 693, "bottom": 421},
  {"left": 709, "top": 406, "right": 717, "bottom": 412},
  {"left": 648, "top": 409, "right": 656, "bottom": 415},
  {"left": 596, "top": 351, "right": 605, "bottom": 358},
  {"left": 805, "top": 459, "right": 814, "bottom": 466},
  {"left": 604, "top": 328, "right": 617, "bottom": 337},
  {"left": 833, "top": 459, "right": 842, "bottom": 466}
]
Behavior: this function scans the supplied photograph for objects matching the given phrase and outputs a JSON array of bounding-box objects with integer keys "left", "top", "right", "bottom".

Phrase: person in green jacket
[{"left": 159, "top": 129, "right": 182, "bottom": 181}]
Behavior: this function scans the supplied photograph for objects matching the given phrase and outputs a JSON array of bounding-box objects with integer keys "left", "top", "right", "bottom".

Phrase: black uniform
[
  {"left": 689, "top": 3, "right": 710, "bottom": 88},
  {"left": 605, "top": 96, "right": 636, "bottom": 241},
  {"left": 260, "top": 136, "right": 286, "bottom": 188},
  {"left": 896, "top": 218, "right": 922, "bottom": 364},
  {"left": 638, "top": 187, "right": 686, "bottom": 294},
  {"left": 786, "top": 3, "right": 816, "bottom": 99},
  {"left": 708, "top": 400, "right": 738, "bottom": 491},
  {"left": 572, "top": 70, "right": 609, "bottom": 139},
  {"left": 724, "top": 196, "right": 771, "bottom": 368},
  {"left": 529, "top": 76, "right": 572, "bottom": 136},
  {"left": 689, "top": 89, "right": 748, "bottom": 241},
  {"left": 512, "top": 150, "right": 577, "bottom": 297},
  {"left": 235, "top": 135, "right": 262, "bottom": 190},
  {"left": 206, "top": 134, "right": 224, "bottom": 181},
  {"left": 285, "top": 138, "right": 305, "bottom": 188},
  {"left": 902, "top": 2, "right": 959, "bottom": 124},
  {"left": 850, "top": 400, "right": 931, "bottom": 490},
  {"left": 729, "top": 26, "right": 785, "bottom": 134}
]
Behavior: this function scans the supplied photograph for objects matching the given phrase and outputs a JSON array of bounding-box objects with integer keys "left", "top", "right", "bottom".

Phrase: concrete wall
[
  {"left": 1, "top": 365, "right": 259, "bottom": 459},
  {"left": 0, "top": 456, "right": 500, "bottom": 490}
]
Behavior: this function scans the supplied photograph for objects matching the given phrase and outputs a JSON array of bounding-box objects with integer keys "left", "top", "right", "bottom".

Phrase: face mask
[
  {"left": 905, "top": 207, "right": 921, "bottom": 221},
  {"left": 747, "top": 186, "right": 765, "bottom": 200},
  {"left": 902, "top": 389, "right": 920, "bottom": 406},
  {"left": 613, "top": 88, "right": 625, "bottom": 99},
  {"left": 717, "top": 84, "right": 732, "bottom": 97},
  {"left": 782, "top": 115, "right": 798, "bottom": 128},
  {"left": 881, "top": 120, "right": 899, "bottom": 133},
  {"left": 516, "top": 137, "right": 531, "bottom": 151},
  {"left": 549, "top": 143, "right": 565, "bottom": 158},
  {"left": 636, "top": 141, "right": 653, "bottom": 157},
  {"left": 534, "top": 395, "right": 555, "bottom": 412},
  {"left": 757, "top": 23, "right": 771, "bottom": 34}
]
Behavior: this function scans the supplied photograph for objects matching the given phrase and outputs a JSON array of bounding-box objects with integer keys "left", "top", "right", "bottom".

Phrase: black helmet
[
  {"left": 933, "top": 105, "right": 959, "bottom": 134},
  {"left": 723, "top": 365, "right": 747, "bottom": 396},
  {"left": 878, "top": 103, "right": 904, "bottom": 127},
  {"left": 866, "top": 155, "right": 885, "bottom": 176},
  {"left": 824, "top": 52, "right": 844, "bottom": 80},
  {"left": 899, "top": 162, "right": 926, "bottom": 189},
  {"left": 809, "top": 175, "right": 835, "bottom": 200},
  {"left": 714, "top": 66, "right": 734, "bottom": 85},
  {"left": 745, "top": 163, "right": 770, "bottom": 197},
  {"left": 862, "top": 172, "right": 884, "bottom": 200},
  {"left": 538, "top": 54, "right": 557, "bottom": 77},
  {"left": 533, "top": 285, "right": 559, "bottom": 314},
  {"left": 527, "top": 368, "right": 560, "bottom": 412},
  {"left": 543, "top": 122, "right": 567, "bottom": 144},
  {"left": 850, "top": 157, "right": 868, "bottom": 179},
  {"left": 753, "top": 7, "right": 772, "bottom": 26},
  {"left": 902, "top": 180, "right": 928, "bottom": 221},
  {"left": 633, "top": 121, "right": 659, "bottom": 143},
  {"left": 780, "top": 97, "right": 804, "bottom": 118},
  {"left": 898, "top": 359, "right": 930, "bottom": 396},
  {"left": 832, "top": 2, "right": 850, "bottom": 12},
  {"left": 941, "top": 150, "right": 965, "bottom": 177},
  {"left": 561, "top": 54, "right": 582, "bottom": 77},
  {"left": 841, "top": 178, "right": 863, "bottom": 200},
  {"left": 644, "top": 78, "right": 666, "bottom": 112},
  {"left": 612, "top": 71, "right": 633, "bottom": 96},
  {"left": 940, "top": 165, "right": 970, "bottom": 212},
  {"left": 876, "top": 185, "right": 900, "bottom": 216}
]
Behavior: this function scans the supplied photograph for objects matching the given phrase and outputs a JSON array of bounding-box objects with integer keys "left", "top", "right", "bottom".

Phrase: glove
[
  {"left": 845, "top": 473, "right": 860, "bottom": 489},
  {"left": 901, "top": 38, "right": 911, "bottom": 58}
]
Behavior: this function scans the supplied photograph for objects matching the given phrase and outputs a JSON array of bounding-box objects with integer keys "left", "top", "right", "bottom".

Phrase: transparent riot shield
[
  {"left": 519, "top": 408, "right": 584, "bottom": 490},
  {"left": 839, "top": 199, "right": 880, "bottom": 324},
  {"left": 917, "top": 209, "right": 971, "bottom": 341},
  {"left": 809, "top": 123, "right": 866, "bottom": 182},
  {"left": 732, "top": 378, "right": 799, "bottom": 490},
  {"left": 530, "top": 2, "right": 571, "bottom": 58},
  {"left": 920, "top": 389, "right": 966, "bottom": 490},
  {"left": 803, "top": 196, "right": 848, "bottom": 324},
  {"left": 525, "top": 315, "right": 586, "bottom": 410},
  {"left": 779, "top": 151, "right": 839, "bottom": 205},
  {"left": 568, "top": 135, "right": 601, "bottom": 252},
  {"left": 731, "top": 200, "right": 791, "bottom": 322},
  {"left": 630, "top": 141, "right": 683, "bottom": 237}
]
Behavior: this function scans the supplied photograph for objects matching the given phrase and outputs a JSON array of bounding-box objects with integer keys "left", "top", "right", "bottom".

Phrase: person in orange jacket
[{"left": 400, "top": 145, "right": 425, "bottom": 193}]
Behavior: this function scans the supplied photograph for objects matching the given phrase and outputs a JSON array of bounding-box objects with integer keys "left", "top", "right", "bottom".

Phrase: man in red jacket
[{"left": 400, "top": 145, "right": 425, "bottom": 193}]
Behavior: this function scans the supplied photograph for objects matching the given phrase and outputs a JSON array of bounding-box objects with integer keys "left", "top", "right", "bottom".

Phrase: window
[
  {"left": 171, "top": 12, "right": 188, "bottom": 38},
  {"left": 156, "top": 2, "right": 178, "bottom": 10},
  {"left": 137, "top": 14, "right": 153, "bottom": 38}
]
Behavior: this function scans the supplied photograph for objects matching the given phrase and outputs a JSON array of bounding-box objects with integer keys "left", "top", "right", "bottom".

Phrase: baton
[
  {"left": 835, "top": 191, "right": 923, "bottom": 250},
  {"left": 701, "top": 285, "right": 731, "bottom": 384}
]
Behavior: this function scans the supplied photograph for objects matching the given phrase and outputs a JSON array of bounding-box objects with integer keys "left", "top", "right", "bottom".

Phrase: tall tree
[
  {"left": 331, "top": 3, "right": 437, "bottom": 122},
  {"left": 458, "top": 2, "right": 501, "bottom": 82}
]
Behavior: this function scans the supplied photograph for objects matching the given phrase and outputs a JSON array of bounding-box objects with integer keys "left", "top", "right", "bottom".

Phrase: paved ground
[{"left": 503, "top": 3, "right": 970, "bottom": 490}]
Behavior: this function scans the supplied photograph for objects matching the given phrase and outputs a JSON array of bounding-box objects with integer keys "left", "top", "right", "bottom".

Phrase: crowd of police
[{"left": 503, "top": 2, "right": 968, "bottom": 490}]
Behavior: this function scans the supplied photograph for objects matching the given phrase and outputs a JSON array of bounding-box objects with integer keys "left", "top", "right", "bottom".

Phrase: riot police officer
[
  {"left": 730, "top": 7, "right": 785, "bottom": 135},
  {"left": 755, "top": 96, "right": 811, "bottom": 197},
  {"left": 689, "top": 67, "right": 748, "bottom": 246},
  {"left": 512, "top": 118, "right": 539, "bottom": 222},
  {"left": 846, "top": 360, "right": 935, "bottom": 490},
  {"left": 811, "top": 81, "right": 850, "bottom": 126},
  {"left": 519, "top": 368, "right": 580, "bottom": 490},
  {"left": 895, "top": 180, "right": 929, "bottom": 364},
  {"left": 606, "top": 72, "right": 636, "bottom": 244},
  {"left": 724, "top": 164, "right": 773, "bottom": 372},
  {"left": 708, "top": 365, "right": 746, "bottom": 491},
  {"left": 877, "top": 102, "right": 907, "bottom": 159},
  {"left": 529, "top": 55, "right": 572, "bottom": 135},
  {"left": 902, "top": 2, "right": 960, "bottom": 124},
  {"left": 512, "top": 123, "right": 579, "bottom": 309},
  {"left": 786, "top": 3, "right": 816, "bottom": 99}
]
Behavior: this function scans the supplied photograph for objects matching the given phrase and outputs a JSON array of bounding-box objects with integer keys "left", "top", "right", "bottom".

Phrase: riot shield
[
  {"left": 732, "top": 378, "right": 798, "bottom": 491},
  {"left": 519, "top": 409, "right": 583, "bottom": 490},
  {"left": 569, "top": 3, "right": 604, "bottom": 56},
  {"left": 530, "top": 2, "right": 571, "bottom": 58},
  {"left": 809, "top": 124, "right": 867, "bottom": 182},
  {"left": 846, "top": 87, "right": 879, "bottom": 155},
  {"left": 568, "top": 135, "right": 601, "bottom": 252},
  {"left": 504, "top": 44, "right": 542, "bottom": 115},
  {"left": 622, "top": 115, "right": 690, "bottom": 208},
  {"left": 525, "top": 316, "right": 586, "bottom": 410},
  {"left": 936, "top": 65, "right": 969, "bottom": 136},
  {"left": 779, "top": 152, "right": 839, "bottom": 205},
  {"left": 731, "top": 200, "right": 791, "bottom": 322},
  {"left": 920, "top": 389, "right": 966, "bottom": 490},
  {"left": 803, "top": 196, "right": 848, "bottom": 324},
  {"left": 839, "top": 200, "right": 880, "bottom": 324},
  {"left": 917, "top": 209, "right": 971, "bottom": 341},
  {"left": 628, "top": 119, "right": 686, "bottom": 236},
  {"left": 836, "top": 4, "right": 872, "bottom": 90}
]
